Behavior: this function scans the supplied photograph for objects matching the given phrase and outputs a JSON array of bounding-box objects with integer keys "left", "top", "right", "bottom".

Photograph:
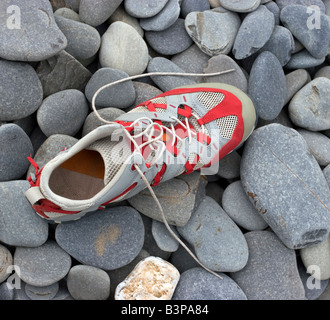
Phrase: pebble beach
[{"left": 0, "top": 0, "right": 330, "bottom": 301}]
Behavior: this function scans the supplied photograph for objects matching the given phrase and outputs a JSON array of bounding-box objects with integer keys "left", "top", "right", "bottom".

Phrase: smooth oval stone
[
  {"left": 289, "top": 77, "right": 330, "bottom": 131},
  {"left": 25, "top": 282, "right": 59, "bottom": 300},
  {"left": 85, "top": 67, "right": 136, "bottom": 109},
  {"left": 145, "top": 18, "right": 193, "bottom": 55},
  {"left": 172, "top": 267, "right": 247, "bottom": 300},
  {"left": 280, "top": 5, "right": 330, "bottom": 59},
  {"left": 216, "top": 151, "right": 241, "bottom": 179},
  {"left": 222, "top": 181, "right": 268, "bottom": 231},
  {"left": 99, "top": 21, "right": 148, "bottom": 76},
  {"left": 124, "top": 0, "right": 168, "bottom": 18},
  {"left": 54, "top": 8, "right": 81, "bottom": 21},
  {"left": 36, "top": 50, "right": 92, "bottom": 98},
  {"left": 177, "top": 196, "right": 249, "bottom": 272},
  {"left": 232, "top": 5, "right": 275, "bottom": 60},
  {"left": 220, "top": 0, "right": 261, "bottom": 12},
  {"left": 286, "top": 50, "right": 326, "bottom": 69},
  {"left": 0, "top": 180, "right": 48, "bottom": 247},
  {"left": 284, "top": 69, "right": 311, "bottom": 105},
  {"left": 315, "top": 66, "right": 330, "bottom": 80},
  {"left": 67, "top": 265, "right": 110, "bottom": 300},
  {"left": 55, "top": 207, "right": 145, "bottom": 270},
  {"left": 203, "top": 54, "right": 248, "bottom": 93},
  {"left": 0, "top": 244, "right": 13, "bottom": 283},
  {"left": 147, "top": 57, "right": 196, "bottom": 92},
  {"left": 0, "top": 60, "right": 43, "bottom": 121},
  {"left": 241, "top": 123, "right": 330, "bottom": 249},
  {"left": 140, "top": 0, "right": 180, "bottom": 31},
  {"left": 54, "top": 16, "right": 101, "bottom": 61},
  {"left": 82, "top": 107, "right": 126, "bottom": 136},
  {"left": 128, "top": 172, "right": 206, "bottom": 227},
  {"left": 115, "top": 256, "right": 180, "bottom": 300},
  {"left": 151, "top": 220, "right": 180, "bottom": 252},
  {"left": 185, "top": 7, "right": 241, "bottom": 56},
  {"left": 276, "top": 0, "right": 326, "bottom": 12},
  {"left": 0, "top": 0, "right": 67, "bottom": 62},
  {"left": 230, "top": 231, "right": 305, "bottom": 300},
  {"left": 301, "top": 235, "right": 330, "bottom": 280},
  {"left": 181, "top": 0, "right": 210, "bottom": 18},
  {"left": 297, "top": 258, "right": 329, "bottom": 300},
  {"left": 130, "top": 82, "right": 163, "bottom": 108},
  {"left": 26, "top": 134, "right": 78, "bottom": 179},
  {"left": 37, "top": 89, "right": 89, "bottom": 137},
  {"left": 248, "top": 51, "right": 286, "bottom": 121},
  {"left": 0, "top": 124, "right": 34, "bottom": 181},
  {"left": 14, "top": 240, "right": 71, "bottom": 287},
  {"left": 297, "top": 129, "right": 330, "bottom": 166},
  {"left": 260, "top": 26, "right": 295, "bottom": 66},
  {"left": 79, "top": 0, "right": 123, "bottom": 26},
  {"left": 265, "top": 1, "right": 280, "bottom": 25}
]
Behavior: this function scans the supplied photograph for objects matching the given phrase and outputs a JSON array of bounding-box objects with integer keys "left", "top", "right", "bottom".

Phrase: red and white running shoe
[{"left": 25, "top": 82, "right": 256, "bottom": 223}]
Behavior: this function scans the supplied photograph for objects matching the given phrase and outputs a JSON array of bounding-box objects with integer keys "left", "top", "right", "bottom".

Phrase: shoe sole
[{"left": 176, "top": 83, "right": 257, "bottom": 145}]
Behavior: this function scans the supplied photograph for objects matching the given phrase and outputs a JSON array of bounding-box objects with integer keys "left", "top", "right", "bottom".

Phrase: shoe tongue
[{"left": 87, "top": 136, "right": 132, "bottom": 185}]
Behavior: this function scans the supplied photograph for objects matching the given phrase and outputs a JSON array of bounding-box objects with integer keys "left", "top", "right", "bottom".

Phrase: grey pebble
[
  {"left": 315, "top": 66, "right": 330, "bottom": 80},
  {"left": 128, "top": 172, "right": 206, "bottom": 227},
  {"left": 280, "top": 5, "right": 330, "bottom": 59},
  {"left": 25, "top": 282, "right": 59, "bottom": 300},
  {"left": 172, "top": 268, "right": 247, "bottom": 300},
  {"left": 151, "top": 220, "right": 180, "bottom": 252},
  {"left": 36, "top": 50, "right": 92, "bottom": 98},
  {"left": 14, "top": 240, "right": 71, "bottom": 287},
  {"left": 185, "top": 7, "right": 241, "bottom": 57},
  {"left": 241, "top": 123, "right": 330, "bottom": 249},
  {"left": 301, "top": 234, "right": 330, "bottom": 280},
  {"left": 260, "top": 26, "right": 295, "bottom": 66},
  {"left": 37, "top": 89, "right": 89, "bottom": 137},
  {"left": 219, "top": 0, "right": 261, "bottom": 12},
  {"left": 79, "top": 0, "right": 123, "bottom": 26},
  {"left": 147, "top": 57, "right": 196, "bottom": 92},
  {"left": 85, "top": 67, "right": 136, "bottom": 109},
  {"left": 0, "top": 283, "right": 14, "bottom": 300},
  {"left": 177, "top": 196, "right": 249, "bottom": 272},
  {"left": 130, "top": 82, "right": 163, "bottom": 109},
  {"left": 324, "top": 165, "right": 330, "bottom": 187},
  {"left": 248, "top": 51, "right": 286, "bottom": 121},
  {"left": 286, "top": 49, "right": 326, "bottom": 69},
  {"left": 55, "top": 207, "right": 145, "bottom": 270},
  {"left": 222, "top": 180, "right": 268, "bottom": 231},
  {"left": 171, "top": 44, "right": 210, "bottom": 83},
  {"left": 140, "top": 0, "right": 180, "bottom": 32},
  {"left": 289, "top": 77, "right": 330, "bottom": 131},
  {"left": 216, "top": 151, "right": 241, "bottom": 179},
  {"left": 180, "top": 0, "right": 210, "bottom": 18},
  {"left": 26, "top": 134, "right": 78, "bottom": 179},
  {"left": 0, "top": 60, "right": 43, "bottom": 121},
  {"left": 124, "top": 0, "right": 168, "bottom": 18},
  {"left": 284, "top": 68, "right": 311, "bottom": 105},
  {"left": 297, "top": 257, "right": 329, "bottom": 300},
  {"left": 297, "top": 129, "right": 330, "bottom": 166},
  {"left": 145, "top": 18, "right": 193, "bottom": 56},
  {"left": 67, "top": 265, "right": 110, "bottom": 300},
  {"left": 0, "top": 0, "right": 67, "bottom": 62},
  {"left": 276, "top": 0, "right": 325, "bottom": 12},
  {"left": 203, "top": 54, "right": 248, "bottom": 93},
  {"left": 54, "top": 16, "right": 101, "bottom": 62},
  {"left": 54, "top": 8, "right": 81, "bottom": 22},
  {"left": 82, "top": 107, "right": 126, "bottom": 136},
  {"left": 230, "top": 230, "right": 305, "bottom": 300},
  {"left": 0, "top": 124, "right": 34, "bottom": 181},
  {"left": 99, "top": 21, "right": 149, "bottom": 76},
  {"left": 265, "top": 1, "right": 280, "bottom": 25},
  {"left": 232, "top": 5, "right": 275, "bottom": 60},
  {"left": 0, "top": 244, "right": 13, "bottom": 283}
]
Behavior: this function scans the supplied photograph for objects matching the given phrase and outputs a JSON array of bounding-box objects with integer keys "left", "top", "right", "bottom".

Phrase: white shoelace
[{"left": 91, "top": 69, "right": 235, "bottom": 280}]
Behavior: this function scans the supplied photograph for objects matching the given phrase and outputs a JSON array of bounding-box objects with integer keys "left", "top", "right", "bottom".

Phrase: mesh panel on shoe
[
  {"left": 197, "top": 91, "right": 225, "bottom": 110},
  {"left": 216, "top": 115, "right": 238, "bottom": 139},
  {"left": 88, "top": 136, "right": 132, "bottom": 185}
]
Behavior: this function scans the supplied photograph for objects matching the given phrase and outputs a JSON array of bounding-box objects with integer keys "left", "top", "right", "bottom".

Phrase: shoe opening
[{"left": 48, "top": 149, "right": 106, "bottom": 200}]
